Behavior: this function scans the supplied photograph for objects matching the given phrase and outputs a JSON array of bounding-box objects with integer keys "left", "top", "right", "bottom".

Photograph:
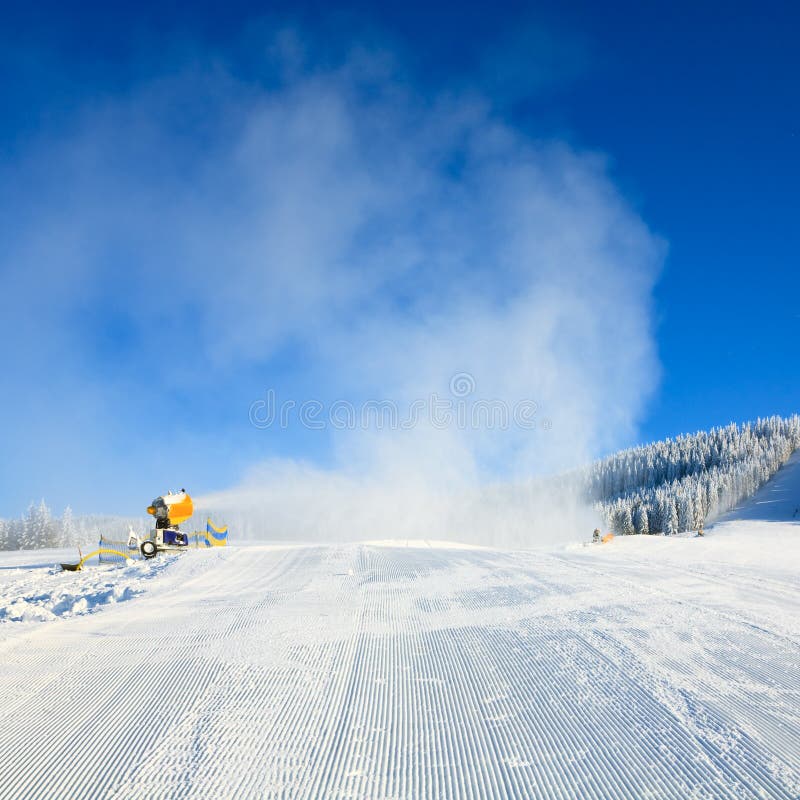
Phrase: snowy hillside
[
  {"left": 718, "top": 449, "right": 800, "bottom": 523},
  {"left": 592, "top": 415, "right": 800, "bottom": 534},
  {"left": 1, "top": 476, "right": 799, "bottom": 798}
]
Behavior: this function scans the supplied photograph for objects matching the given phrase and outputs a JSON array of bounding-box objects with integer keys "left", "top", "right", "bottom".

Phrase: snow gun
[
  {"left": 60, "top": 490, "right": 194, "bottom": 570},
  {"left": 134, "top": 489, "right": 194, "bottom": 559},
  {"left": 61, "top": 489, "right": 224, "bottom": 570}
]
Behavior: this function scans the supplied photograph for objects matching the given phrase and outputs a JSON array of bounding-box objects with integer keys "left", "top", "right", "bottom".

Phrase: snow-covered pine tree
[
  {"left": 5, "top": 518, "right": 20, "bottom": 550},
  {"left": 61, "top": 506, "right": 76, "bottom": 547},
  {"left": 677, "top": 492, "right": 694, "bottom": 533},
  {"left": 620, "top": 505, "right": 635, "bottom": 535},
  {"left": 20, "top": 503, "right": 37, "bottom": 549},
  {"left": 692, "top": 485, "right": 706, "bottom": 529},
  {"left": 666, "top": 500, "right": 679, "bottom": 536},
  {"left": 18, "top": 500, "right": 57, "bottom": 549},
  {"left": 40, "top": 500, "right": 59, "bottom": 548},
  {"left": 632, "top": 504, "right": 649, "bottom": 535}
]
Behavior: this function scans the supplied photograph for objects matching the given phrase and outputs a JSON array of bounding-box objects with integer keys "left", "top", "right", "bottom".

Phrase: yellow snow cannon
[
  {"left": 146, "top": 489, "right": 194, "bottom": 527},
  {"left": 137, "top": 489, "right": 194, "bottom": 558}
]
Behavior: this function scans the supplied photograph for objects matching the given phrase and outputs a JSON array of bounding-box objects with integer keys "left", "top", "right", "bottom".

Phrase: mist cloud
[{"left": 0, "top": 30, "right": 664, "bottom": 540}]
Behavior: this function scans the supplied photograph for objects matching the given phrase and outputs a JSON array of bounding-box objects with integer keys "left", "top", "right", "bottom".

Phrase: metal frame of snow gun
[
  {"left": 60, "top": 548, "right": 132, "bottom": 572},
  {"left": 133, "top": 519, "right": 229, "bottom": 557}
]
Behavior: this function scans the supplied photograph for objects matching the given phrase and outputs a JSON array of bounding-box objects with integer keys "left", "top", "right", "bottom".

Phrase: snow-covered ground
[
  {"left": 1, "top": 476, "right": 798, "bottom": 798},
  {"left": 0, "top": 548, "right": 173, "bottom": 623},
  {"left": 717, "top": 448, "right": 800, "bottom": 523}
]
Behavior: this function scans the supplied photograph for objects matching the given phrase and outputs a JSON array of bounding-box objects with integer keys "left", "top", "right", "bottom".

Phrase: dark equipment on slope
[
  {"left": 133, "top": 490, "right": 194, "bottom": 559},
  {"left": 60, "top": 547, "right": 83, "bottom": 571}
]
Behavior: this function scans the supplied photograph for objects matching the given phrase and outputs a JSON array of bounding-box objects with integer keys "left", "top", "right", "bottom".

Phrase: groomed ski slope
[{"left": 1, "top": 528, "right": 798, "bottom": 800}]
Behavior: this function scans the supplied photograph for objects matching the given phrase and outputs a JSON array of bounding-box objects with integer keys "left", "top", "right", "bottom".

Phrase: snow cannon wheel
[{"left": 140, "top": 540, "right": 158, "bottom": 559}]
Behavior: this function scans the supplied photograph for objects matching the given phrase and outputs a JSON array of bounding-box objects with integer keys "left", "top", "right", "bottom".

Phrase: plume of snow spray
[
  {"left": 190, "top": 45, "right": 663, "bottom": 545},
  {"left": 1, "top": 34, "right": 663, "bottom": 542}
]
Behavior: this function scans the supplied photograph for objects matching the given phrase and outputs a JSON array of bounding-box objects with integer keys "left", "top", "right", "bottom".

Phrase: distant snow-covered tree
[
  {"left": 666, "top": 500, "right": 679, "bottom": 536},
  {"left": 632, "top": 504, "right": 649, "bottom": 535},
  {"left": 677, "top": 493, "right": 694, "bottom": 534},
  {"left": 20, "top": 503, "right": 37, "bottom": 549},
  {"left": 613, "top": 504, "right": 635, "bottom": 535},
  {"left": 61, "top": 506, "right": 76, "bottom": 547},
  {"left": 589, "top": 415, "right": 800, "bottom": 535}
]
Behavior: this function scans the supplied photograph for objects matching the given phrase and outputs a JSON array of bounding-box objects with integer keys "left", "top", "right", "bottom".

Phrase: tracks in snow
[{"left": 0, "top": 543, "right": 798, "bottom": 799}]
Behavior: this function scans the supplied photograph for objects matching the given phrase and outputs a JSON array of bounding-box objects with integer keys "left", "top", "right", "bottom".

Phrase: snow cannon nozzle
[{"left": 146, "top": 490, "right": 194, "bottom": 529}]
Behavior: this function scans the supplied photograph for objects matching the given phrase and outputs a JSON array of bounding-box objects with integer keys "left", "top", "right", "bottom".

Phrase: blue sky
[{"left": 0, "top": 1, "right": 798, "bottom": 517}]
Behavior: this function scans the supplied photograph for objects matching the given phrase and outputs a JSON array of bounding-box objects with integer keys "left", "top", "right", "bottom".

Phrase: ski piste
[
  {"left": 2, "top": 523, "right": 799, "bottom": 798},
  {"left": 3, "top": 459, "right": 800, "bottom": 798}
]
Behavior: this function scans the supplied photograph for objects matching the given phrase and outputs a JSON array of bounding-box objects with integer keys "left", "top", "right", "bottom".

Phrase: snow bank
[{"left": 0, "top": 549, "right": 173, "bottom": 625}]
